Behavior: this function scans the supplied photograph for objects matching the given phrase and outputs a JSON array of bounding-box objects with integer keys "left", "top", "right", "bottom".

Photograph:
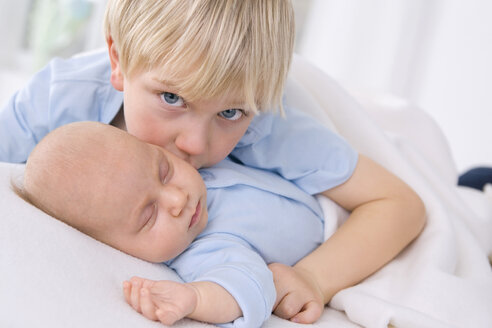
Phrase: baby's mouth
[{"left": 188, "top": 201, "right": 201, "bottom": 229}]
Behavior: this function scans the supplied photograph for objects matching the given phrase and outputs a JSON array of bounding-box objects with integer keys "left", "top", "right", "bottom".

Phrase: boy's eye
[
  {"left": 161, "top": 92, "right": 184, "bottom": 107},
  {"left": 219, "top": 109, "right": 244, "bottom": 121}
]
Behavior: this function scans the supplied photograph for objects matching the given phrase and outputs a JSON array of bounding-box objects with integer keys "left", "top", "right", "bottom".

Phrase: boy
[
  {"left": 1, "top": 0, "right": 426, "bottom": 323},
  {"left": 17, "top": 121, "right": 326, "bottom": 327}
]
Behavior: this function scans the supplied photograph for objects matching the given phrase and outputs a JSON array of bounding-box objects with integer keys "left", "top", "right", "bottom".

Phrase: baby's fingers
[
  {"left": 129, "top": 277, "right": 145, "bottom": 313},
  {"left": 140, "top": 288, "right": 158, "bottom": 321},
  {"left": 123, "top": 280, "right": 132, "bottom": 305},
  {"left": 156, "top": 308, "right": 182, "bottom": 326}
]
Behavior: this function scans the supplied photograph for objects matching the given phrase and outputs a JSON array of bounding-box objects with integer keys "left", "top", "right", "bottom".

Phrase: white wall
[
  {"left": 415, "top": 0, "right": 492, "bottom": 172},
  {"left": 297, "top": 0, "right": 492, "bottom": 172},
  {"left": 0, "top": 0, "right": 107, "bottom": 105}
]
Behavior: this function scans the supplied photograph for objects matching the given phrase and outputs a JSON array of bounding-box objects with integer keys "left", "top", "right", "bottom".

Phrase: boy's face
[
  {"left": 109, "top": 45, "right": 254, "bottom": 169},
  {"left": 54, "top": 127, "right": 208, "bottom": 263}
]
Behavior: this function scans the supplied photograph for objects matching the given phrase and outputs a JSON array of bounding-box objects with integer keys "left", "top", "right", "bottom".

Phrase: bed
[{"left": 1, "top": 56, "right": 491, "bottom": 328}]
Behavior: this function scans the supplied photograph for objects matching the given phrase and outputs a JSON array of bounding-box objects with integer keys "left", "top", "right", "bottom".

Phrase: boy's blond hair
[{"left": 104, "top": 0, "right": 294, "bottom": 113}]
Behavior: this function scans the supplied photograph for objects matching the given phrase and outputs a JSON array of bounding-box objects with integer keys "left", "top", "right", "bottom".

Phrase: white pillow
[{"left": 0, "top": 162, "right": 213, "bottom": 328}]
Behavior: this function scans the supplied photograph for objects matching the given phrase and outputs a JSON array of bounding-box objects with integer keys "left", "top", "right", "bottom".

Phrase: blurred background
[{"left": 0, "top": 0, "right": 490, "bottom": 173}]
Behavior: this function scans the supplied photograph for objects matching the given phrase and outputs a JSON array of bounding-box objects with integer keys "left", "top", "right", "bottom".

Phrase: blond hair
[{"left": 104, "top": 0, "right": 295, "bottom": 113}]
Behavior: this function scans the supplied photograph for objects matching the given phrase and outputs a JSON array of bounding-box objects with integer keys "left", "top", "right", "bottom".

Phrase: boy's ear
[{"left": 107, "top": 36, "right": 124, "bottom": 91}]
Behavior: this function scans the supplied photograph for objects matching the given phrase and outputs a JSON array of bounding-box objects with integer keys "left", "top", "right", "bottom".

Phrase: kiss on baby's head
[{"left": 16, "top": 122, "right": 208, "bottom": 262}]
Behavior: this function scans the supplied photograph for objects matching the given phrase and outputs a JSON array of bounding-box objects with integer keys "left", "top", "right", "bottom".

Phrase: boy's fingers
[
  {"left": 139, "top": 288, "right": 158, "bottom": 321},
  {"left": 271, "top": 284, "right": 289, "bottom": 309},
  {"left": 267, "top": 263, "right": 293, "bottom": 308},
  {"left": 273, "top": 292, "right": 304, "bottom": 319},
  {"left": 290, "top": 300, "right": 323, "bottom": 324}
]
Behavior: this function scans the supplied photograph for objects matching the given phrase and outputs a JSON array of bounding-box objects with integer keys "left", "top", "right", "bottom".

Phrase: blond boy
[{"left": 1, "top": 1, "right": 426, "bottom": 323}]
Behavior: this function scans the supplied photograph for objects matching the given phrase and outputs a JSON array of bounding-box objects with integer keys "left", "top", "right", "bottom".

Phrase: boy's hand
[
  {"left": 123, "top": 277, "right": 198, "bottom": 325},
  {"left": 268, "top": 263, "right": 325, "bottom": 323}
]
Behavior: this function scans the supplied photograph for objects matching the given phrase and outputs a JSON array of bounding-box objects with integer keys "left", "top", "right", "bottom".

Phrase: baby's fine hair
[
  {"left": 12, "top": 123, "right": 118, "bottom": 235},
  {"left": 103, "top": 0, "right": 295, "bottom": 113}
]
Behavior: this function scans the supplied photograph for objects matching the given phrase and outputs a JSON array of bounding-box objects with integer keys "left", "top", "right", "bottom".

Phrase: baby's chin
[
  {"left": 134, "top": 253, "right": 173, "bottom": 264},
  {"left": 141, "top": 245, "right": 191, "bottom": 263}
]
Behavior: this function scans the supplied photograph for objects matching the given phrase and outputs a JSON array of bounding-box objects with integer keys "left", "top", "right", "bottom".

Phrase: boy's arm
[
  {"left": 0, "top": 72, "right": 51, "bottom": 163},
  {"left": 0, "top": 51, "right": 122, "bottom": 163},
  {"left": 270, "top": 154, "right": 427, "bottom": 323},
  {"left": 124, "top": 278, "right": 241, "bottom": 325}
]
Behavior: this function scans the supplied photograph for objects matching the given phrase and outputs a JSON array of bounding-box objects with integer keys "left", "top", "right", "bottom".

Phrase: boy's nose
[
  {"left": 175, "top": 125, "right": 208, "bottom": 158},
  {"left": 161, "top": 184, "right": 188, "bottom": 217}
]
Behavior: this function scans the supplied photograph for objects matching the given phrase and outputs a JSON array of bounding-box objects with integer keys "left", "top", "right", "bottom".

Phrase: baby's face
[{"left": 52, "top": 124, "right": 208, "bottom": 263}]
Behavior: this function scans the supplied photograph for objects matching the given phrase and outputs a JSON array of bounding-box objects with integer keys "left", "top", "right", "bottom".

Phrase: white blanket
[
  {"left": 1, "top": 56, "right": 491, "bottom": 328},
  {"left": 288, "top": 56, "right": 492, "bottom": 328}
]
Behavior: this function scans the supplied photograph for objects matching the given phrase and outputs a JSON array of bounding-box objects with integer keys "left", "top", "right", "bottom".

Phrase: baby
[{"left": 16, "top": 121, "right": 325, "bottom": 327}]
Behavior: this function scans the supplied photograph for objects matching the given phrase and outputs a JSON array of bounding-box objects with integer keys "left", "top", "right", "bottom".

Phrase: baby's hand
[
  {"left": 268, "top": 263, "right": 324, "bottom": 324},
  {"left": 123, "top": 277, "right": 198, "bottom": 326}
]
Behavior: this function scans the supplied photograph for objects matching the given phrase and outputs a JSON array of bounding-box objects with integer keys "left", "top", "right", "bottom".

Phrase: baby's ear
[{"left": 107, "top": 36, "right": 124, "bottom": 91}]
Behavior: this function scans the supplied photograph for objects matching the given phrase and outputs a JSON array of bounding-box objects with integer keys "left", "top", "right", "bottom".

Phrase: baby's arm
[
  {"left": 271, "top": 155, "right": 426, "bottom": 323},
  {"left": 124, "top": 234, "right": 276, "bottom": 327},
  {"left": 124, "top": 277, "right": 241, "bottom": 325}
]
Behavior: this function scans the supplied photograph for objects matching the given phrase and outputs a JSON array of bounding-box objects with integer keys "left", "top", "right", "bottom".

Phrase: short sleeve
[
  {"left": 0, "top": 65, "right": 52, "bottom": 163},
  {"left": 0, "top": 50, "right": 122, "bottom": 163},
  {"left": 230, "top": 106, "right": 358, "bottom": 195}
]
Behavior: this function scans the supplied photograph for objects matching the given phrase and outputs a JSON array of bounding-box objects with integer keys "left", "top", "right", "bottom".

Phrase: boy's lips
[{"left": 188, "top": 201, "right": 202, "bottom": 229}]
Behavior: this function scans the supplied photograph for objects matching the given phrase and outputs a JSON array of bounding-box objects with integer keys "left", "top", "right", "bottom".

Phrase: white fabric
[
  {"left": 1, "top": 56, "right": 491, "bottom": 327},
  {"left": 288, "top": 56, "right": 492, "bottom": 328}
]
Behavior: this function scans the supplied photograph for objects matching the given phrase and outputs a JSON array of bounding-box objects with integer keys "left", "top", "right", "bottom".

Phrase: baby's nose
[{"left": 161, "top": 184, "right": 188, "bottom": 217}]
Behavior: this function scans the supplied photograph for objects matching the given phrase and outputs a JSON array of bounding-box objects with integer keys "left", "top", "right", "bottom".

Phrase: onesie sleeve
[
  {"left": 230, "top": 106, "right": 359, "bottom": 195},
  {"left": 167, "top": 234, "right": 276, "bottom": 328},
  {"left": 0, "top": 64, "right": 53, "bottom": 163}
]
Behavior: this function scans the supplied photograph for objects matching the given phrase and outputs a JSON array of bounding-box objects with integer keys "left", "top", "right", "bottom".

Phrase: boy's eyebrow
[
  {"left": 228, "top": 102, "right": 249, "bottom": 110},
  {"left": 150, "top": 77, "right": 248, "bottom": 109},
  {"left": 151, "top": 77, "right": 178, "bottom": 88}
]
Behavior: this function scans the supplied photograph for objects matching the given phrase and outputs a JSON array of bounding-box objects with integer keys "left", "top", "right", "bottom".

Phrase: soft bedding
[{"left": 1, "top": 56, "right": 491, "bottom": 328}]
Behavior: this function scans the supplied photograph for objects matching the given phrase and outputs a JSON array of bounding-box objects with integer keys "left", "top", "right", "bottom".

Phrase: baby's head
[
  {"left": 103, "top": 0, "right": 295, "bottom": 113},
  {"left": 18, "top": 122, "right": 208, "bottom": 262}
]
